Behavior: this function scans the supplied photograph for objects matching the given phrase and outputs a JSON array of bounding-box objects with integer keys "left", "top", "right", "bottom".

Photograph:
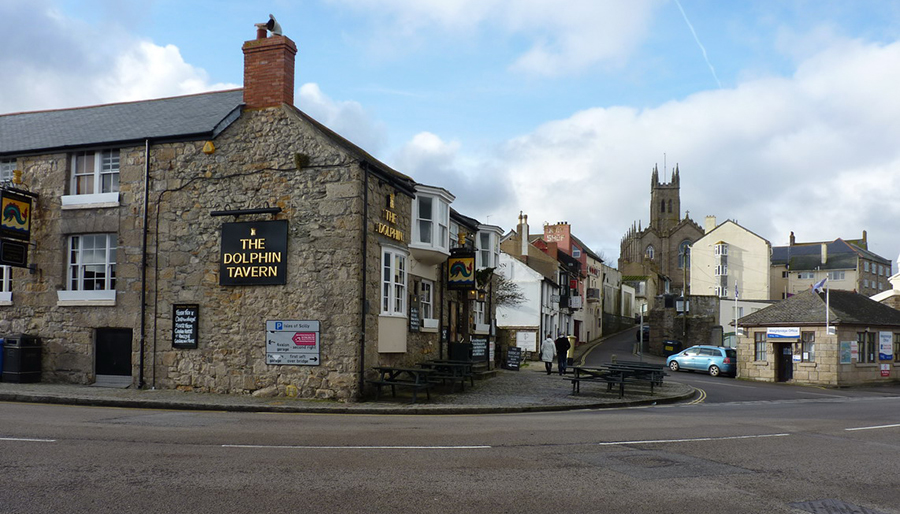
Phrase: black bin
[
  {"left": 448, "top": 342, "right": 472, "bottom": 361},
  {"left": 662, "top": 339, "right": 682, "bottom": 357},
  {"left": 2, "top": 334, "right": 42, "bottom": 383}
]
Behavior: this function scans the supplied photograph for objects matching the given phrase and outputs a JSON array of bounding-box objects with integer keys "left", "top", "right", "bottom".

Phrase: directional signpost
[{"left": 266, "top": 320, "right": 321, "bottom": 366}]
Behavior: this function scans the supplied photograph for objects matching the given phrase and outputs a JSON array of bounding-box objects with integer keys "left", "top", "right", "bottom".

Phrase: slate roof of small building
[
  {"left": 0, "top": 90, "right": 245, "bottom": 156},
  {"left": 738, "top": 288, "right": 900, "bottom": 327}
]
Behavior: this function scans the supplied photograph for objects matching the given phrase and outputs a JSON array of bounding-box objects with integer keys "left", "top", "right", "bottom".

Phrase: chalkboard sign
[
  {"left": 504, "top": 346, "right": 522, "bottom": 371},
  {"left": 173, "top": 304, "right": 199, "bottom": 349},
  {"left": 409, "top": 305, "right": 420, "bottom": 332},
  {"left": 471, "top": 337, "right": 488, "bottom": 360}
]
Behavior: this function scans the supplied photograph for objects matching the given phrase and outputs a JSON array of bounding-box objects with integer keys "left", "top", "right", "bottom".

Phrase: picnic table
[
  {"left": 418, "top": 360, "right": 475, "bottom": 391},
  {"left": 605, "top": 361, "right": 667, "bottom": 386},
  {"left": 568, "top": 364, "right": 662, "bottom": 398},
  {"left": 368, "top": 366, "right": 436, "bottom": 403}
]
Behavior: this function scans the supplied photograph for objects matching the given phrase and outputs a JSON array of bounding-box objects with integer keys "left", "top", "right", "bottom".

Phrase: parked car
[
  {"left": 635, "top": 324, "right": 649, "bottom": 342},
  {"left": 666, "top": 345, "right": 736, "bottom": 377}
]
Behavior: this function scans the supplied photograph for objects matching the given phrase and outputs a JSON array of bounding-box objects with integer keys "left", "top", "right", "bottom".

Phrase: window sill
[
  {"left": 57, "top": 290, "right": 116, "bottom": 306},
  {"left": 61, "top": 192, "right": 120, "bottom": 210},
  {"left": 753, "top": 361, "right": 769, "bottom": 366}
]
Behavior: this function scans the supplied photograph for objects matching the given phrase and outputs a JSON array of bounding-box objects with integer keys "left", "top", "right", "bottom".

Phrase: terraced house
[{"left": 0, "top": 27, "right": 499, "bottom": 400}]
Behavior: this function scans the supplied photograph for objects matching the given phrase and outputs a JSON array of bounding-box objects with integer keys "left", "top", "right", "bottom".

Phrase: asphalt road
[{"left": 2, "top": 388, "right": 899, "bottom": 514}]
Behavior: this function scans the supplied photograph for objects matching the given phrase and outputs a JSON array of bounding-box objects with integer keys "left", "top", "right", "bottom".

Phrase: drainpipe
[
  {"left": 357, "top": 162, "right": 369, "bottom": 397},
  {"left": 139, "top": 139, "right": 151, "bottom": 389}
]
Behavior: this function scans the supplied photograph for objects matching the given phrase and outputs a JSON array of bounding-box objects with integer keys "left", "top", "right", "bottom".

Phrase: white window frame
[
  {"left": 827, "top": 271, "right": 845, "bottom": 281},
  {"left": 420, "top": 279, "right": 434, "bottom": 320},
  {"left": 797, "top": 271, "right": 815, "bottom": 280},
  {"left": 476, "top": 228, "right": 501, "bottom": 269},
  {"left": 381, "top": 247, "right": 408, "bottom": 317},
  {"left": 864, "top": 261, "right": 870, "bottom": 272},
  {"left": 58, "top": 233, "right": 117, "bottom": 304},
  {"left": 0, "top": 158, "right": 15, "bottom": 183},
  {"left": 0, "top": 265, "right": 11, "bottom": 304},
  {"left": 62, "top": 149, "right": 120, "bottom": 208},
  {"left": 715, "top": 243, "right": 728, "bottom": 256},
  {"left": 411, "top": 186, "right": 454, "bottom": 254}
]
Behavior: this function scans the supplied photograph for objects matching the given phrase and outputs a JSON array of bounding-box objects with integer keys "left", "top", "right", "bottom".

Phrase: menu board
[
  {"left": 172, "top": 304, "right": 199, "bottom": 349},
  {"left": 504, "top": 346, "right": 522, "bottom": 371},
  {"left": 471, "top": 337, "right": 488, "bottom": 360}
]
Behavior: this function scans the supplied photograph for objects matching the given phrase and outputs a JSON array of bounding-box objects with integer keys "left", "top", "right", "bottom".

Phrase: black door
[
  {"left": 776, "top": 343, "right": 793, "bottom": 382},
  {"left": 96, "top": 328, "right": 133, "bottom": 376}
]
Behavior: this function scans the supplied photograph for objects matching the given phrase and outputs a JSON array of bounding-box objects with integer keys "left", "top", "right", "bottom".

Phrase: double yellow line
[{"left": 688, "top": 388, "right": 707, "bottom": 405}]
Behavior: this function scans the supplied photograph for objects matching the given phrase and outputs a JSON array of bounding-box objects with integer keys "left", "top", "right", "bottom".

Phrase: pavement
[{"left": 0, "top": 334, "right": 695, "bottom": 415}]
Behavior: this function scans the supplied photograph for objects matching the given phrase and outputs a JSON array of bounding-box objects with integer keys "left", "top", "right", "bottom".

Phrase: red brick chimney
[{"left": 242, "top": 31, "right": 297, "bottom": 109}]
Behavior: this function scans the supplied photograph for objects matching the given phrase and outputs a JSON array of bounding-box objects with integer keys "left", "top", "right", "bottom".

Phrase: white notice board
[{"left": 516, "top": 331, "right": 537, "bottom": 352}]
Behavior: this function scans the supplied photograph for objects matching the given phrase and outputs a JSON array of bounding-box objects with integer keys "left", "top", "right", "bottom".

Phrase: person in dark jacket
[{"left": 554, "top": 335, "right": 571, "bottom": 375}]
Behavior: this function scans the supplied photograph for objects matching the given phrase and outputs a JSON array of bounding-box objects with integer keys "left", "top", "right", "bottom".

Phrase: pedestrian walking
[
  {"left": 540, "top": 333, "right": 556, "bottom": 375},
  {"left": 555, "top": 335, "right": 571, "bottom": 375}
]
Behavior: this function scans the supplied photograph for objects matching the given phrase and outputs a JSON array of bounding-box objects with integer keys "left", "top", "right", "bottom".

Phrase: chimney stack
[
  {"left": 242, "top": 31, "right": 297, "bottom": 109},
  {"left": 704, "top": 215, "right": 716, "bottom": 234}
]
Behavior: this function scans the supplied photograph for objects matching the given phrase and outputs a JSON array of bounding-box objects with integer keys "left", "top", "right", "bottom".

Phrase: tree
[{"left": 492, "top": 264, "right": 525, "bottom": 307}]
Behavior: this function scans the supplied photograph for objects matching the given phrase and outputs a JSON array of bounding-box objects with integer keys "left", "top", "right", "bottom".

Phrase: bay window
[{"left": 411, "top": 186, "right": 454, "bottom": 255}]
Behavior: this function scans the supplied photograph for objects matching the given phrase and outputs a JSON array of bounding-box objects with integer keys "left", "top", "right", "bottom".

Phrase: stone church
[{"left": 619, "top": 165, "right": 703, "bottom": 301}]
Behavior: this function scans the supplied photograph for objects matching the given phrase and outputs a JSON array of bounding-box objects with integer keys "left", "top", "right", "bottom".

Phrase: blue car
[{"left": 666, "top": 345, "right": 736, "bottom": 377}]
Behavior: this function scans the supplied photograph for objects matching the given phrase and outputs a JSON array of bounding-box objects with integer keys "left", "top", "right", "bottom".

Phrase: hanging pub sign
[
  {"left": 0, "top": 238, "right": 28, "bottom": 268},
  {"left": 219, "top": 220, "right": 288, "bottom": 286},
  {"left": 1, "top": 189, "right": 33, "bottom": 241},
  {"left": 447, "top": 249, "right": 475, "bottom": 290}
]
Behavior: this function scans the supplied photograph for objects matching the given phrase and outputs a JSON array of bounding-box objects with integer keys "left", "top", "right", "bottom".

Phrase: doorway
[
  {"left": 776, "top": 343, "right": 794, "bottom": 382},
  {"left": 95, "top": 328, "right": 133, "bottom": 386}
]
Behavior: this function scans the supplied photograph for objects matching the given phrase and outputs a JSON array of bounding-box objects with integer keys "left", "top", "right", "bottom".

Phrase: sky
[{"left": 3, "top": 0, "right": 900, "bottom": 271}]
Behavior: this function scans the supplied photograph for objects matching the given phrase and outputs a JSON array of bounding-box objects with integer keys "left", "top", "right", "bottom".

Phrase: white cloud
[
  {"left": 434, "top": 37, "right": 900, "bottom": 262},
  {"left": 298, "top": 83, "right": 388, "bottom": 154},
  {"left": 325, "top": 0, "right": 662, "bottom": 76},
  {"left": 0, "top": 0, "right": 235, "bottom": 113}
]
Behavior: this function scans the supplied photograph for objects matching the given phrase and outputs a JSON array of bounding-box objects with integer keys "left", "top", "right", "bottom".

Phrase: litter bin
[
  {"left": 662, "top": 339, "right": 683, "bottom": 357},
  {"left": 2, "top": 334, "right": 42, "bottom": 383}
]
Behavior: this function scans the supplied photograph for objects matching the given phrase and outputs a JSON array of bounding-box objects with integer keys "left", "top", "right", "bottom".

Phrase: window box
[
  {"left": 57, "top": 289, "right": 116, "bottom": 306},
  {"left": 61, "top": 192, "right": 120, "bottom": 209},
  {"left": 422, "top": 318, "right": 439, "bottom": 330}
]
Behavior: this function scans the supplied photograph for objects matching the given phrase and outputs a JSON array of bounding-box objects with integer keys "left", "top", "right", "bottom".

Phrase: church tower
[{"left": 649, "top": 164, "right": 681, "bottom": 235}]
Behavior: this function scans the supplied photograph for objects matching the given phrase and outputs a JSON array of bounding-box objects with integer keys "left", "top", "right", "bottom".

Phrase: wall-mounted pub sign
[
  {"left": 1, "top": 189, "right": 33, "bottom": 241},
  {"left": 220, "top": 220, "right": 288, "bottom": 286},
  {"left": 447, "top": 249, "right": 475, "bottom": 290}
]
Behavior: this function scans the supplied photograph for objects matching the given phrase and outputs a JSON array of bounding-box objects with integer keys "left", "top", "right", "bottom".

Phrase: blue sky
[{"left": 3, "top": 0, "right": 900, "bottom": 273}]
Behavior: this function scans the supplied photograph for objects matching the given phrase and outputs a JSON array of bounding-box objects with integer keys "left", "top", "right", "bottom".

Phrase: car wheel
[
  {"left": 708, "top": 365, "right": 720, "bottom": 377},
  {"left": 669, "top": 361, "right": 680, "bottom": 372}
]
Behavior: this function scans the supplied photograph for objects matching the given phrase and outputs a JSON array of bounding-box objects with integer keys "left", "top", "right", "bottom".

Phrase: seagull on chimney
[{"left": 266, "top": 14, "right": 283, "bottom": 36}]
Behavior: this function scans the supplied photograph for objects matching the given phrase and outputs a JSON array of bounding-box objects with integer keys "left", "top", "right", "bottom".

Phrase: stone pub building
[{"left": 0, "top": 26, "right": 500, "bottom": 400}]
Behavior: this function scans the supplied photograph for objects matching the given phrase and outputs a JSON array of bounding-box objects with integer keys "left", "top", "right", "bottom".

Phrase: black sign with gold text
[{"left": 219, "top": 220, "right": 288, "bottom": 286}]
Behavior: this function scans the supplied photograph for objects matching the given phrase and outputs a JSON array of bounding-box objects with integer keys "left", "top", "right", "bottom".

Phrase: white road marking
[
  {"left": 845, "top": 423, "right": 900, "bottom": 431},
  {"left": 223, "top": 444, "right": 491, "bottom": 449},
  {"left": 597, "top": 433, "right": 790, "bottom": 446},
  {"left": 0, "top": 437, "right": 56, "bottom": 443}
]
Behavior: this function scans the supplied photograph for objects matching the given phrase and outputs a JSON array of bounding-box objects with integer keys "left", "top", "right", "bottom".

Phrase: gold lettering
[{"left": 240, "top": 238, "right": 266, "bottom": 250}]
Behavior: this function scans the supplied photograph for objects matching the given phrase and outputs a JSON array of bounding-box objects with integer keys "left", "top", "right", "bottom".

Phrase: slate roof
[
  {"left": 0, "top": 90, "right": 244, "bottom": 156},
  {"left": 771, "top": 239, "right": 890, "bottom": 271},
  {"left": 738, "top": 288, "right": 900, "bottom": 327}
]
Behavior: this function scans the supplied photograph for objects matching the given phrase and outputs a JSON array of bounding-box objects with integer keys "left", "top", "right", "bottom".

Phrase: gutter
[{"left": 139, "top": 139, "right": 150, "bottom": 389}]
